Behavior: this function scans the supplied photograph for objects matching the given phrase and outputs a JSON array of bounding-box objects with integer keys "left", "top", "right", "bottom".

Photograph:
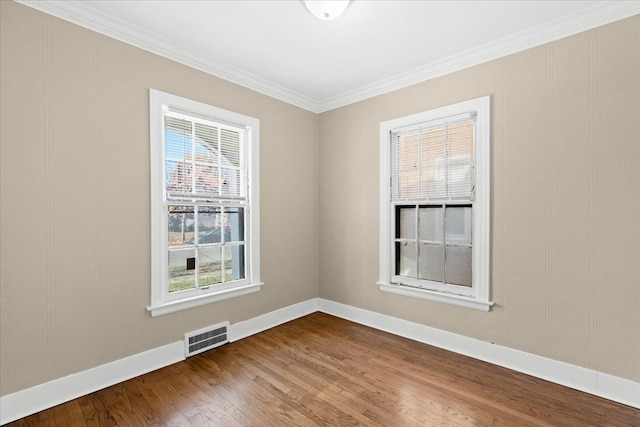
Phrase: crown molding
[
  {"left": 15, "top": 0, "right": 321, "bottom": 113},
  {"left": 15, "top": 0, "right": 640, "bottom": 114},
  {"left": 317, "top": 1, "right": 640, "bottom": 112}
]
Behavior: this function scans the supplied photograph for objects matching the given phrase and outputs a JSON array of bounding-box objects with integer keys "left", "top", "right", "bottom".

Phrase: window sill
[
  {"left": 378, "top": 282, "right": 493, "bottom": 312},
  {"left": 147, "top": 282, "right": 264, "bottom": 317}
]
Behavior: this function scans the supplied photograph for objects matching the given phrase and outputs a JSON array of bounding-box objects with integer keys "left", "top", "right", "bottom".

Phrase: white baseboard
[
  {"left": 2, "top": 297, "right": 637, "bottom": 425},
  {"left": 228, "top": 298, "right": 318, "bottom": 342},
  {"left": 318, "top": 298, "right": 640, "bottom": 409},
  {"left": 0, "top": 298, "right": 319, "bottom": 425},
  {"left": 0, "top": 341, "right": 185, "bottom": 425}
]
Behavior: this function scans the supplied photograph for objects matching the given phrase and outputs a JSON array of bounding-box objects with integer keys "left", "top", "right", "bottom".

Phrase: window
[
  {"left": 148, "top": 90, "right": 262, "bottom": 317},
  {"left": 378, "top": 96, "right": 492, "bottom": 311}
]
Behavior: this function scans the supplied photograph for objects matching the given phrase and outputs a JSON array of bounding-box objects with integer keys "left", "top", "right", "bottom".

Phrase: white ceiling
[{"left": 18, "top": 1, "right": 640, "bottom": 112}]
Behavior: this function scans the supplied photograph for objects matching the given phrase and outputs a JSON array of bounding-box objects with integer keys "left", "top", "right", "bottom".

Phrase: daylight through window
[
  {"left": 148, "top": 90, "right": 262, "bottom": 317},
  {"left": 379, "top": 96, "right": 492, "bottom": 311}
]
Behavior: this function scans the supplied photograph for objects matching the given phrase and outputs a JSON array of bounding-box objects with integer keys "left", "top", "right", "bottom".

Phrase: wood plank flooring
[{"left": 8, "top": 312, "right": 640, "bottom": 426}]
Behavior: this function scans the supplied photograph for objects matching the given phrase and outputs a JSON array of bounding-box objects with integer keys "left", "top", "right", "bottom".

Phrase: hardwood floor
[{"left": 8, "top": 312, "right": 640, "bottom": 426}]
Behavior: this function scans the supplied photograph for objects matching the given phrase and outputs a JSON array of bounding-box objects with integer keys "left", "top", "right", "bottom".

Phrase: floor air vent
[{"left": 185, "top": 322, "right": 230, "bottom": 357}]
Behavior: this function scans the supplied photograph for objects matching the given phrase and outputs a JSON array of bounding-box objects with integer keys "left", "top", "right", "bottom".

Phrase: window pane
[
  {"left": 445, "top": 246, "right": 472, "bottom": 287},
  {"left": 165, "top": 117, "right": 191, "bottom": 159},
  {"left": 224, "top": 244, "right": 246, "bottom": 282},
  {"left": 199, "top": 246, "right": 223, "bottom": 286},
  {"left": 221, "top": 128, "right": 241, "bottom": 167},
  {"left": 168, "top": 249, "right": 196, "bottom": 292},
  {"left": 421, "top": 128, "right": 446, "bottom": 169},
  {"left": 165, "top": 160, "right": 192, "bottom": 194},
  {"left": 447, "top": 123, "right": 474, "bottom": 156},
  {"left": 397, "top": 206, "right": 415, "bottom": 239},
  {"left": 419, "top": 243, "right": 444, "bottom": 282},
  {"left": 226, "top": 207, "right": 244, "bottom": 242},
  {"left": 446, "top": 123, "right": 474, "bottom": 198},
  {"left": 397, "top": 169, "right": 419, "bottom": 199},
  {"left": 398, "top": 133, "right": 419, "bottom": 168},
  {"left": 420, "top": 166, "right": 446, "bottom": 199},
  {"left": 197, "top": 206, "right": 222, "bottom": 244},
  {"left": 445, "top": 206, "right": 472, "bottom": 245},
  {"left": 447, "top": 160, "right": 473, "bottom": 198},
  {"left": 421, "top": 128, "right": 446, "bottom": 199},
  {"left": 194, "top": 141, "right": 216, "bottom": 164},
  {"left": 194, "top": 164, "right": 219, "bottom": 195},
  {"left": 168, "top": 205, "right": 194, "bottom": 246},
  {"left": 418, "top": 206, "right": 443, "bottom": 242},
  {"left": 220, "top": 168, "right": 241, "bottom": 197},
  {"left": 194, "top": 123, "right": 219, "bottom": 163},
  {"left": 396, "top": 242, "right": 417, "bottom": 278}
]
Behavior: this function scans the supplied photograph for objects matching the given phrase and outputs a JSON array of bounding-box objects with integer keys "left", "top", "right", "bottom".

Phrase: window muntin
[
  {"left": 164, "top": 112, "right": 244, "bottom": 201},
  {"left": 392, "top": 118, "right": 474, "bottom": 202},
  {"left": 391, "top": 116, "right": 476, "bottom": 294},
  {"left": 166, "top": 204, "right": 246, "bottom": 295},
  {"left": 379, "top": 96, "right": 491, "bottom": 311},
  {"left": 394, "top": 204, "right": 472, "bottom": 287},
  {"left": 149, "top": 90, "right": 261, "bottom": 316},
  {"left": 161, "top": 111, "right": 248, "bottom": 302}
]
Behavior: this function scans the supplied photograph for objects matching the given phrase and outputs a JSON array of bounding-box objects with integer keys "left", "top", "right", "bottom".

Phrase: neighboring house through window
[
  {"left": 378, "top": 96, "right": 492, "bottom": 311},
  {"left": 148, "top": 89, "right": 262, "bottom": 317}
]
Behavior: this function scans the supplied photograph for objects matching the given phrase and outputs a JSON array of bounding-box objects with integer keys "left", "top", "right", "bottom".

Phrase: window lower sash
[{"left": 391, "top": 275, "right": 475, "bottom": 297}]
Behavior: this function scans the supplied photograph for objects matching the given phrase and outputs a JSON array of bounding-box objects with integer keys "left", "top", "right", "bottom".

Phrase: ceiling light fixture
[{"left": 303, "top": 0, "right": 351, "bottom": 20}]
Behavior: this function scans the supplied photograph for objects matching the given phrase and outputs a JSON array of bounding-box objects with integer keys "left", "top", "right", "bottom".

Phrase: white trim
[
  {"left": 149, "top": 89, "right": 261, "bottom": 316},
  {"left": 378, "top": 282, "right": 493, "bottom": 312},
  {"left": 0, "top": 342, "right": 185, "bottom": 425},
  {"left": 2, "top": 298, "right": 638, "bottom": 425},
  {"left": 317, "top": 1, "right": 640, "bottom": 112},
  {"left": 147, "top": 282, "right": 264, "bottom": 317},
  {"left": 15, "top": 0, "right": 319, "bottom": 113},
  {"left": 318, "top": 298, "right": 640, "bottom": 410},
  {"left": 0, "top": 299, "right": 317, "bottom": 425},
  {"left": 379, "top": 96, "right": 492, "bottom": 309},
  {"left": 15, "top": 1, "right": 640, "bottom": 113},
  {"left": 228, "top": 298, "right": 319, "bottom": 342}
]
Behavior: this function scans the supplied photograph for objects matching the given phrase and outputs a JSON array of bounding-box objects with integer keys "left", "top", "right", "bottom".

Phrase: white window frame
[
  {"left": 378, "top": 96, "right": 493, "bottom": 311},
  {"left": 147, "top": 89, "right": 262, "bottom": 317}
]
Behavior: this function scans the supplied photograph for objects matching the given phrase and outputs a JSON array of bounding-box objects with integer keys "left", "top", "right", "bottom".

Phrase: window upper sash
[
  {"left": 163, "top": 110, "right": 246, "bottom": 203},
  {"left": 391, "top": 115, "right": 476, "bottom": 203}
]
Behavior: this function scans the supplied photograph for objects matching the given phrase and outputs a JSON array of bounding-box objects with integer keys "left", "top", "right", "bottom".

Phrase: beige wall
[
  {"left": 1, "top": 1, "right": 639, "bottom": 398},
  {"left": 319, "top": 15, "right": 640, "bottom": 382},
  {"left": 0, "top": 1, "right": 319, "bottom": 395}
]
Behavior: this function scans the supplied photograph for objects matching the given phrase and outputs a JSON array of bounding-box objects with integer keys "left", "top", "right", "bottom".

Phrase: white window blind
[
  {"left": 379, "top": 96, "right": 491, "bottom": 311},
  {"left": 149, "top": 89, "right": 262, "bottom": 317},
  {"left": 164, "top": 111, "right": 245, "bottom": 202},
  {"left": 391, "top": 114, "right": 476, "bottom": 202}
]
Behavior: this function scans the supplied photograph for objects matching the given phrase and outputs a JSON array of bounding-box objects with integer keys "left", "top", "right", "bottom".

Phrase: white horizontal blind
[
  {"left": 164, "top": 111, "right": 245, "bottom": 202},
  {"left": 391, "top": 116, "right": 475, "bottom": 202}
]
